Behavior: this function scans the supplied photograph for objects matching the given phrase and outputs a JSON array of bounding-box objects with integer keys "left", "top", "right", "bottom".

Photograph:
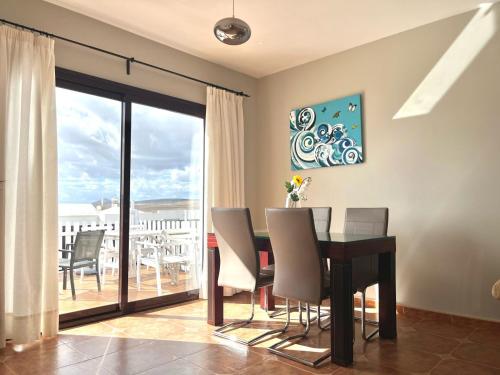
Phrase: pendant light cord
[{"left": 233, "top": 0, "right": 235, "bottom": 17}]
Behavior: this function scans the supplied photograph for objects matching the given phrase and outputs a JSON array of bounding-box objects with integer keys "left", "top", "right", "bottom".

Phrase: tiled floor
[
  {"left": 2, "top": 293, "right": 500, "bottom": 374},
  {"left": 59, "top": 267, "right": 196, "bottom": 314}
]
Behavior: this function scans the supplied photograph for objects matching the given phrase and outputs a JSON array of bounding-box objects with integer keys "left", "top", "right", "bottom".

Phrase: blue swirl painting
[{"left": 290, "top": 94, "right": 363, "bottom": 170}]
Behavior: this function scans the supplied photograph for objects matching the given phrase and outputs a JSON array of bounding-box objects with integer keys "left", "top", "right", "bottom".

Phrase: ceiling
[{"left": 44, "top": 0, "right": 486, "bottom": 78}]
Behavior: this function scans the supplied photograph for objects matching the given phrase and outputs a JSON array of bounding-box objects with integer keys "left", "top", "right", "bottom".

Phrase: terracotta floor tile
[
  {"left": 271, "top": 354, "right": 340, "bottom": 374},
  {"left": 0, "top": 346, "right": 15, "bottom": 364},
  {"left": 412, "top": 319, "right": 474, "bottom": 339},
  {"left": 184, "top": 345, "right": 265, "bottom": 373},
  {"left": 61, "top": 322, "right": 120, "bottom": 338},
  {"left": 395, "top": 313, "right": 420, "bottom": 328},
  {"left": 469, "top": 327, "right": 500, "bottom": 349},
  {"left": 65, "top": 336, "right": 151, "bottom": 359},
  {"left": 333, "top": 360, "right": 408, "bottom": 375},
  {"left": 55, "top": 358, "right": 117, "bottom": 375},
  {"left": 137, "top": 358, "right": 214, "bottom": 375},
  {"left": 453, "top": 343, "right": 500, "bottom": 369},
  {"left": 431, "top": 359, "right": 500, "bottom": 375},
  {"left": 240, "top": 357, "right": 311, "bottom": 374},
  {"left": 393, "top": 330, "right": 460, "bottom": 355},
  {"left": 89, "top": 343, "right": 178, "bottom": 374},
  {"left": 3, "top": 343, "right": 89, "bottom": 375},
  {"left": 94, "top": 339, "right": 209, "bottom": 374},
  {"left": 365, "top": 343, "right": 441, "bottom": 373},
  {"left": 4, "top": 296, "right": 500, "bottom": 374},
  {"left": 0, "top": 362, "right": 16, "bottom": 374}
]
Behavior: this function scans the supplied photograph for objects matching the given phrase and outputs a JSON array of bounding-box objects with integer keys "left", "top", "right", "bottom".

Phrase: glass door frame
[{"left": 56, "top": 67, "right": 206, "bottom": 328}]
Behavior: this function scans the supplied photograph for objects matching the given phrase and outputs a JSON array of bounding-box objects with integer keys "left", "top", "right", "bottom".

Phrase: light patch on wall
[{"left": 394, "top": 2, "right": 498, "bottom": 119}]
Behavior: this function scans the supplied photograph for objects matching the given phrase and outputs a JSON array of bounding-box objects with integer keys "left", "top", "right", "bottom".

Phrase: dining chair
[
  {"left": 311, "top": 207, "right": 332, "bottom": 232},
  {"left": 299, "top": 207, "right": 332, "bottom": 323},
  {"left": 345, "top": 207, "right": 389, "bottom": 340},
  {"left": 211, "top": 207, "right": 287, "bottom": 346},
  {"left": 265, "top": 208, "right": 331, "bottom": 368},
  {"left": 262, "top": 207, "right": 332, "bottom": 321},
  {"left": 58, "top": 229, "right": 105, "bottom": 300}
]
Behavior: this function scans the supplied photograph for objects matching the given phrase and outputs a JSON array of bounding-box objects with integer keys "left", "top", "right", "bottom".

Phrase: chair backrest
[
  {"left": 73, "top": 229, "right": 105, "bottom": 263},
  {"left": 344, "top": 208, "right": 388, "bottom": 235},
  {"left": 211, "top": 208, "right": 259, "bottom": 292},
  {"left": 265, "top": 208, "right": 324, "bottom": 305},
  {"left": 344, "top": 208, "right": 388, "bottom": 291},
  {"left": 311, "top": 207, "right": 332, "bottom": 233}
]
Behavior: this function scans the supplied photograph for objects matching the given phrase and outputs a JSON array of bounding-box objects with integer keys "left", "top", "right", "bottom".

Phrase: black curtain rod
[{"left": 0, "top": 18, "right": 250, "bottom": 98}]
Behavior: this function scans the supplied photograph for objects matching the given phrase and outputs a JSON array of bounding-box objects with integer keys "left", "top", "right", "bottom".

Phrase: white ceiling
[{"left": 44, "top": 0, "right": 486, "bottom": 78}]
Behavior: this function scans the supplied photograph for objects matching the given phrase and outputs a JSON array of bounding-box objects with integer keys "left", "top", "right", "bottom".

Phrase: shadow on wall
[{"left": 393, "top": 2, "right": 499, "bottom": 119}]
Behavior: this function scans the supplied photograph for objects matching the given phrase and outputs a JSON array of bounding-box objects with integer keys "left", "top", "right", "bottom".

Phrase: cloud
[{"left": 56, "top": 88, "right": 203, "bottom": 204}]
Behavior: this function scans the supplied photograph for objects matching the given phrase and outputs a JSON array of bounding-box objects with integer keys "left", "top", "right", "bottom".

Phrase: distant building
[{"left": 58, "top": 203, "right": 100, "bottom": 223}]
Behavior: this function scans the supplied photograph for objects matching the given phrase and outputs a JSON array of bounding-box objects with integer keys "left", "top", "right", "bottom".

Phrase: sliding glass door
[
  {"left": 56, "top": 87, "right": 122, "bottom": 315},
  {"left": 55, "top": 68, "right": 205, "bottom": 325},
  {"left": 128, "top": 103, "right": 203, "bottom": 303}
]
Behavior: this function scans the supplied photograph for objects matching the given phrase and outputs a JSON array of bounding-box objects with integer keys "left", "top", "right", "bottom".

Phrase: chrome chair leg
[
  {"left": 360, "top": 289, "right": 379, "bottom": 341},
  {"left": 299, "top": 302, "right": 329, "bottom": 326},
  {"left": 317, "top": 305, "right": 330, "bottom": 330},
  {"left": 268, "top": 295, "right": 299, "bottom": 318},
  {"left": 268, "top": 303, "right": 331, "bottom": 368},
  {"left": 264, "top": 287, "right": 284, "bottom": 318},
  {"left": 213, "top": 291, "right": 288, "bottom": 346}
]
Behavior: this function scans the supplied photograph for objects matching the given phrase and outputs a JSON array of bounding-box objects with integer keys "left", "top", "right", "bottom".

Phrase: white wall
[{"left": 253, "top": 6, "right": 500, "bottom": 321}]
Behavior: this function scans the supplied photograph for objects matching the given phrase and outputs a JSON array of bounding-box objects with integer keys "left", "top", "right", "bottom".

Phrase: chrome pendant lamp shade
[{"left": 214, "top": 0, "right": 251, "bottom": 45}]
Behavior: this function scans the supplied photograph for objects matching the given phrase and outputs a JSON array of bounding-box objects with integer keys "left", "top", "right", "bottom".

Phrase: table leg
[
  {"left": 207, "top": 247, "right": 223, "bottom": 326},
  {"left": 259, "top": 251, "right": 275, "bottom": 310},
  {"left": 331, "top": 259, "right": 353, "bottom": 366},
  {"left": 379, "top": 250, "right": 397, "bottom": 339}
]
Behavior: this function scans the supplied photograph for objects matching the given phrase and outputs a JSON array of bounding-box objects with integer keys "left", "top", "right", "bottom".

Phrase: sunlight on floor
[
  {"left": 283, "top": 343, "right": 330, "bottom": 353},
  {"left": 394, "top": 2, "right": 498, "bottom": 119}
]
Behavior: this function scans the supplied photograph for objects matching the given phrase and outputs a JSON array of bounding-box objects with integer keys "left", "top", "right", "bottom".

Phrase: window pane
[
  {"left": 128, "top": 103, "right": 203, "bottom": 301},
  {"left": 56, "top": 87, "right": 121, "bottom": 314}
]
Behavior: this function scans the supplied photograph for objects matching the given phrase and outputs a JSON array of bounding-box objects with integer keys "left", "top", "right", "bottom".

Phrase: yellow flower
[{"left": 292, "top": 175, "right": 303, "bottom": 187}]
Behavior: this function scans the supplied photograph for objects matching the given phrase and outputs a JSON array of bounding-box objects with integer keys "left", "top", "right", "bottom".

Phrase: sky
[{"left": 56, "top": 88, "right": 203, "bottom": 204}]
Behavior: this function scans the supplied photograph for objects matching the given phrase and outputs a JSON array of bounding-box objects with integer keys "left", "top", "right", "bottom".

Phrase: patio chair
[
  {"left": 59, "top": 229, "right": 105, "bottom": 300},
  {"left": 135, "top": 233, "right": 189, "bottom": 295},
  {"left": 100, "top": 241, "right": 120, "bottom": 284}
]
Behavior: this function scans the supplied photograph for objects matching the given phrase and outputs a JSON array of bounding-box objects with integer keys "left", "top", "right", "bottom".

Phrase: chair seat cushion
[
  {"left": 261, "top": 264, "right": 275, "bottom": 275},
  {"left": 59, "top": 258, "right": 96, "bottom": 269},
  {"left": 256, "top": 271, "right": 274, "bottom": 288},
  {"left": 261, "top": 263, "right": 330, "bottom": 294}
]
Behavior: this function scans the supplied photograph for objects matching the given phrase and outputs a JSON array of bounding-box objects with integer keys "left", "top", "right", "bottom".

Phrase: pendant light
[{"left": 214, "top": 0, "right": 251, "bottom": 45}]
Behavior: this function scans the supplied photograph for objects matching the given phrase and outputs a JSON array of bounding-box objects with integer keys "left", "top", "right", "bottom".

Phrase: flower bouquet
[{"left": 284, "top": 175, "right": 312, "bottom": 208}]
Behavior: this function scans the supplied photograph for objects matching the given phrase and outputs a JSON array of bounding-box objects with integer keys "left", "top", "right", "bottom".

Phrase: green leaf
[{"left": 290, "top": 193, "right": 299, "bottom": 202}]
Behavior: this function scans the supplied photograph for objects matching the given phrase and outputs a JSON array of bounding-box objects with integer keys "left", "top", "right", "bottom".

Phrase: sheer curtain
[
  {"left": 0, "top": 25, "right": 59, "bottom": 347},
  {"left": 201, "top": 87, "right": 245, "bottom": 298}
]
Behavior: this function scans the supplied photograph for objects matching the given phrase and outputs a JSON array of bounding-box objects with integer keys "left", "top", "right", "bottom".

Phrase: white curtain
[
  {"left": 201, "top": 87, "right": 245, "bottom": 298},
  {"left": 0, "top": 25, "right": 59, "bottom": 347}
]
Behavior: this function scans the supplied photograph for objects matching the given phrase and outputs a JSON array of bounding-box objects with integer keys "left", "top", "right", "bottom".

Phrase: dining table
[{"left": 206, "top": 231, "right": 397, "bottom": 366}]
